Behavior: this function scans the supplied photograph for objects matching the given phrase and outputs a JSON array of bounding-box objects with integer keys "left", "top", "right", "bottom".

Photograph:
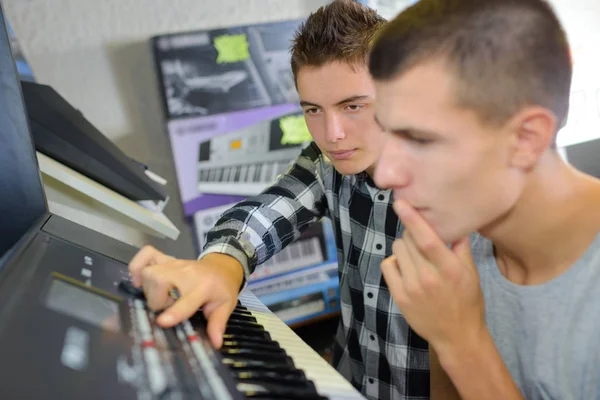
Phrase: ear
[{"left": 508, "top": 106, "right": 557, "bottom": 170}]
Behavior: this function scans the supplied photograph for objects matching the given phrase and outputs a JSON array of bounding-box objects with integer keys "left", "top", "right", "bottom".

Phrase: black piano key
[
  {"left": 221, "top": 345, "right": 286, "bottom": 357},
  {"left": 232, "top": 308, "right": 253, "bottom": 317},
  {"left": 233, "top": 367, "right": 306, "bottom": 380},
  {"left": 235, "top": 371, "right": 309, "bottom": 386},
  {"left": 220, "top": 348, "right": 289, "bottom": 363},
  {"left": 222, "top": 354, "right": 295, "bottom": 369},
  {"left": 224, "top": 325, "right": 268, "bottom": 338},
  {"left": 221, "top": 333, "right": 278, "bottom": 345},
  {"left": 227, "top": 320, "right": 264, "bottom": 329},
  {"left": 237, "top": 378, "right": 313, "bottom": 390},
  {"left": 222, "top": 340, "right": 281, "bottom": 351},
  {"left": 228, "top": 313, "right": 257, "bottom": 323}
]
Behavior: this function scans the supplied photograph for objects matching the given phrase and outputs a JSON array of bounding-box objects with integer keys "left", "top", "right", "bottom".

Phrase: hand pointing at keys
[{"left": 128, "top": 245, "right": 245, "bottom": 349}]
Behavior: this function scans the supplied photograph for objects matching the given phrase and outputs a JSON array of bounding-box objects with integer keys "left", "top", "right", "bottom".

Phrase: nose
[
  {"left": 374, "top": 136, "right": 411, "bottom": 189},
  {"left": 324, "top": 113, "right": 345, "bottom": 143}
]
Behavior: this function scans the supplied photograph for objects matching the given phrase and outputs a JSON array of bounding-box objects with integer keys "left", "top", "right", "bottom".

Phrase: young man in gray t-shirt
[{"left": 368, "top": 0, "right": 600, "bottom": 399}]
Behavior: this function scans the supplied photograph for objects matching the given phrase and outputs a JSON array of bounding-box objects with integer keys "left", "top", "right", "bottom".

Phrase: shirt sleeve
[{"left": 198, "top": 142, "right": 329, "bottom": 287}]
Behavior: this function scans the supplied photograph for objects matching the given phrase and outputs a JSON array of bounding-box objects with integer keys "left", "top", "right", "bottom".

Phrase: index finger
[
  {"left": 129, "top": 245, "right": 174, "bottom": 287},
  {"left": 394, "top": 199, "right": 452, "bottom": 266}
]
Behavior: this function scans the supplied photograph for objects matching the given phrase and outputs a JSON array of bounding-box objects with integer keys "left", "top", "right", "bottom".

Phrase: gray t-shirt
[{"left": 471, "top": 233, "right": 600, "bottom": 400}]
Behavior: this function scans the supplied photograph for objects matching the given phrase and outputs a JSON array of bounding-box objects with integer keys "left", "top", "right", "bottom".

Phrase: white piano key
[
  {"left": 259, "top": 162, "right": 271, "bottom": 183},
  {"left": 238, "top": 290, "right": 366, "bottom": 400},
  {"left": 222, "top": 167, "right": 231, "bottom": 182},
  {"left": 215, "top": 168, "right": 223, "bottom": 182},
  {"left": 239, "top": 165, "right": 249, "bottom": 183},
  {"left": 246, "top": 164, "right": 256, "bottom": 183}
]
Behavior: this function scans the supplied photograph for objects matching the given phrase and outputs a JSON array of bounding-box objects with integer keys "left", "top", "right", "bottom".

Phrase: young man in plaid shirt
[{"left": 130, "top": 1, "right": 429, "bottom": 398}]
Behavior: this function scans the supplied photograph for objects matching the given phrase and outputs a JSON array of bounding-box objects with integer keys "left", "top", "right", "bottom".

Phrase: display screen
[{"left": 46, "top": 279, "right": 122, "bottom": 333}]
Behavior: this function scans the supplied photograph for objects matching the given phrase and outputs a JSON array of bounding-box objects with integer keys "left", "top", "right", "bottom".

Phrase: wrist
[
  {"left": 200, "top": 252, "right": 245, "bottom": 288},
  {"left": 434, "top": 323, "right": 492, "bottom": 374}
]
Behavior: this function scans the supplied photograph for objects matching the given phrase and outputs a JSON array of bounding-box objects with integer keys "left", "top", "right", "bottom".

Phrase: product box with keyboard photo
[
  {"left": 168, "top": 103, "right": 310, "bottom": 216},
  {"left": 152, "top": 19, "right": 303, "bottom": 120}
]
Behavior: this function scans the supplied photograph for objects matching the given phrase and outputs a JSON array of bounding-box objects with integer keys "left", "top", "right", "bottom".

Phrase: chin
[
  {"left": 331, "top": 162, "right": 365, "bottom": 176},
  {"left": 436, "top": 225, "right": 473, "bottom": 245},
  {"left": 330, "top": 157, "right": 373, "bottom": 176}
]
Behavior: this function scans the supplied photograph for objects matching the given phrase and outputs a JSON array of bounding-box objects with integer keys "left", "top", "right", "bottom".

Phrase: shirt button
[
  {"left": 370, "top": 334, "right": 375, "bottom": 341},
  {"left": 376, "top": 243, "right": 382, "bottom": 250},
  {"left": 368, "top": 378, "right": 374, "bottom": 384},
  {"left": 367, "top": 292, "right": 373, "bottom": 299},
  {"left": 377, "top": 194, "right": 385, "bottom": 201}
]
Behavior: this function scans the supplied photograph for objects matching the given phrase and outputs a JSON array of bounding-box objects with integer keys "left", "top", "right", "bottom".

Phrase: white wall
[
  {"left": 4, "top": 0, "right": 329, "bottom": 258},
  {"left": 550, "top": 0, "right": 600, "bottom": 148}
]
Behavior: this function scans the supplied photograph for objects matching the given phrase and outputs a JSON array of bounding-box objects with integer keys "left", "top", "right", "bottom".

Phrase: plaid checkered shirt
[{"left": 201, "top": 142, "right": 430, "bottom": 400}]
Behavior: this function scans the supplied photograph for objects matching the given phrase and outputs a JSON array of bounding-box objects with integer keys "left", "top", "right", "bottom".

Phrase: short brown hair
[
  {"left": 291, "top": 0, "right": 386, "bottom": 80},
  {"left": 369, "top": 0, "right": 572, "bottom": 129}
]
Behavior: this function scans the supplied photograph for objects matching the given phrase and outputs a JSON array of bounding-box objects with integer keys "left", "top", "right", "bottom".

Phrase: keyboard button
[{"left": 118, "top": 280, "right": 145, "bottom": 300}]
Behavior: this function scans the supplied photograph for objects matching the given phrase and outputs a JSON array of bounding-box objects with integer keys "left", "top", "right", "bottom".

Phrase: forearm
[
  {"left": 202, "top": 142, "right": 327, "bottom": 274},
  {"left": 435, "top": 329, "right": 524, "bottom": 400}
]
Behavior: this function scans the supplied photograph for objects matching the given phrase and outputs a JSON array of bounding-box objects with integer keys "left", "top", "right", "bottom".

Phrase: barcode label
[{"left": 250, "top": 237, "right": 324, "bottom": 281}]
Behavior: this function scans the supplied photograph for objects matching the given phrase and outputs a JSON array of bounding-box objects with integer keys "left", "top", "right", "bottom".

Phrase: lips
[{"left": 328, "top": 149, "right": 357, "bottom": 160}]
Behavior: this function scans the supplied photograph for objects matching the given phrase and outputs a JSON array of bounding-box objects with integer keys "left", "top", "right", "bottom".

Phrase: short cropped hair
[
  {"left": 369, "top": 0, "right": 572, "bottom": 129},
  {"left": 291, "top": 0, "right": 386, "bottom": 80}
]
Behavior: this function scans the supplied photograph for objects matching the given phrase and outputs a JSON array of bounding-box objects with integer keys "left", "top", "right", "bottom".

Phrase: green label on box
[
  {"left": 280, "top": 115, "right": 311, "bottom": 145},
  {"left": 214, "top": 33, "right": 250, "bottom": 64}
]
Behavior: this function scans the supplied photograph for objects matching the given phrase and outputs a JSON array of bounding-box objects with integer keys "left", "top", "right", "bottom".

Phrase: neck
[{"left": 479, "top": 152, "right": 600, "bottom": 285}]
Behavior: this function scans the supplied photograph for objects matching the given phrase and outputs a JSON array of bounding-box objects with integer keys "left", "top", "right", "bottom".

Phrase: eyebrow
[
  {"left": 374, "top": 115, "right": 443, "bottom": 138},
  {"left": 300, "top": 95, "right": 371, "bottom": 109}
]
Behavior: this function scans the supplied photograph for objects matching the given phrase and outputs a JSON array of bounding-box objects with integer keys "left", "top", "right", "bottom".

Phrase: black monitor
[{"left": 0, "top": 1, "right": 48, "bottom": 258}]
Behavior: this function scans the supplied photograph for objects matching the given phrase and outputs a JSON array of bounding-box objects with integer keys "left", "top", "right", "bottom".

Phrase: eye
[
  {"left": 345, "top": 104, "right": 363, "bottom": 112},
  {"left": 304, "top": 107, "right": 320, "bottom": 115},
  {"left": 395, "top": 130, "right": 433, "bottom": 145},
  {"left": 408, "top": 136, "right": 433, "bottom": 145}
]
